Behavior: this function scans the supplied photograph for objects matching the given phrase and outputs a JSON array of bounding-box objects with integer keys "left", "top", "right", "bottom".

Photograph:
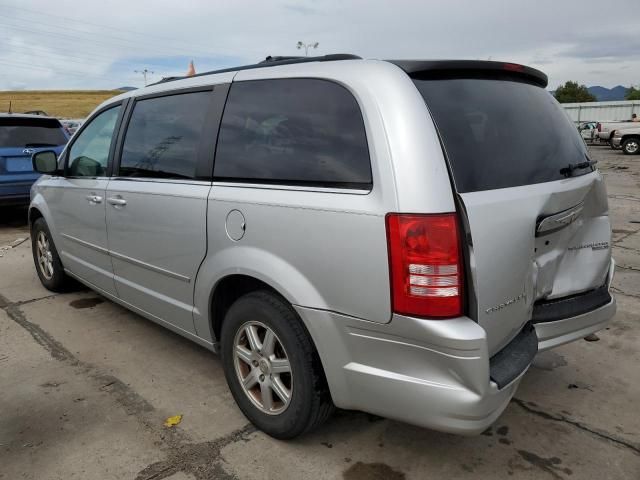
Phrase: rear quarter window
[
  {"left": 214, "top": 78, "right": 372, "bottom": 188},
  {"left": 413, "top": 78, "right": 590, "bottom": 193}
]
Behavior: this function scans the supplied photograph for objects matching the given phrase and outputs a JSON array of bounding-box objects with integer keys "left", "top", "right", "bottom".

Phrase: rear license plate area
[{"left": 5, "top": 157, "right": 33, "bottom": 172}]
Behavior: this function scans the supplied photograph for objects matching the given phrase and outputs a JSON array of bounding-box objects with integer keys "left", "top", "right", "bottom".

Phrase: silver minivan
[{"left": 29, "top": 55, "right": 616, "bottom": 439}]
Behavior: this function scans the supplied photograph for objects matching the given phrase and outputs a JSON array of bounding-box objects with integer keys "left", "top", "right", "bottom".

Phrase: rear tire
[
  {"left": 220, "top": 290, "right": 334, "bottom": 439},
  {"left": 621, "top": 137, "right": 640, "bottom": 155},
  {"left": 31, "top": 218, "right": 71, "bottom": 292}
]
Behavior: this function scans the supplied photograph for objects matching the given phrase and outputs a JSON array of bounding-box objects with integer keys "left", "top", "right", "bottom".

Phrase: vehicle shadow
[{"left": 0, "top": 205, "right": 29, "bottom": 228}]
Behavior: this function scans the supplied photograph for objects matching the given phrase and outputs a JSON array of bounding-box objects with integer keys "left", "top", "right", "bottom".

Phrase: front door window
[{"left": 67, "top": 106, "right": 121, "bottom": 177}]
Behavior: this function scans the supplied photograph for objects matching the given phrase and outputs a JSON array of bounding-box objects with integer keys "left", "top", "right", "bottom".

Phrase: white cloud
[{"left": 0, "top": 0, "right": 638, "bottom": 90}]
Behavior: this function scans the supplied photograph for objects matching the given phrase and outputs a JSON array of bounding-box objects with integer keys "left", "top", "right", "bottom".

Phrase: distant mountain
[
  {"left": 587, "top": 85, "right": 628, "bottom": 101},
  {"left": 117, "top": 86, "right": 137, "bottom": 92}
]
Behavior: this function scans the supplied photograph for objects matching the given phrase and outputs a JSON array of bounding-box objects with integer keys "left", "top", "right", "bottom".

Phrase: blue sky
[{"left": 1, "top": 0, "right": 639, "bottom": 90}]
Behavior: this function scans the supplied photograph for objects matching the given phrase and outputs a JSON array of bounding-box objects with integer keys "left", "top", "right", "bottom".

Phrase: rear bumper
[
  {"left": 297, "top": 307, "right": 524, "bottom": 435},
  {"left": 535, "top": 257, "right": 616, "bottom": 350},
  {"left": 534, "top": 297, "right": 615, "bottom": 351},
  {"left": 296, "top": 263, "right": 616, "bottom": 434},
  {"left": 0, "top": 180, "right": 35, "bottom": 205}
]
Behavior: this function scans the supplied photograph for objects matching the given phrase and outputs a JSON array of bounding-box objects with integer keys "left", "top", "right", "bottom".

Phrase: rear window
[
  {"left": 214, "top": 78, "right": 371, "bottom": 188},
  {"left": 413, "top": 78, "right": 591, "bottom": 193},
  {"left": 0, "top": 117, "right": 67, "bottom": 148}
]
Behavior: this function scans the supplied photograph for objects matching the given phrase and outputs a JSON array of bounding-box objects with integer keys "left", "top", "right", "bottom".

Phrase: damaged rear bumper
[
  {"left": 294, "top": 262, "right": 616, "bottom": 435},
  {"left": 296, "top": 305, "right": 522, "bottom": 435},
  {"left": 534, "top": 296, "right": 615, "bottom": 351},
  {"left": 533, "top": 258, "right": 616, "bottom": 351}
]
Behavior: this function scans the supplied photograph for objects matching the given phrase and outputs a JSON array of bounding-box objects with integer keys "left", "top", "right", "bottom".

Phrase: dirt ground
[
  {"left": 0, "top": 90, "right": 122, "bottom": 118},
  {"left": 0, "top": 145, "right": 638, "bottom": 480}
]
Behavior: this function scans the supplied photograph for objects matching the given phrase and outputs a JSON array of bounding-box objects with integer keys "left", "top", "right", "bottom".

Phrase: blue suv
[{"left": 1, "top": 114, "right": 68, "bottom": 205}]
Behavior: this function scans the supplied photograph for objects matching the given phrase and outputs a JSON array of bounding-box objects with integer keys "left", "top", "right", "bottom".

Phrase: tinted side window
[
  {"left": 119, "top": 91, "right": 210, "bottom": 179},
  {"left": 68, "top": 105, "right": 121, "bottom": 177},
  {"left": 214, "top": 79, "right": 371, "bottom": 188}
]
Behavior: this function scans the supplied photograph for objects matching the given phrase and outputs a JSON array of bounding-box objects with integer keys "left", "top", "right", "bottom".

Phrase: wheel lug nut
[
  {"left": 259, "top": 374, "right": 265, "bottom": 382},
  {"left": 252, "top": 360, "right": 258, "bottom": 367}
]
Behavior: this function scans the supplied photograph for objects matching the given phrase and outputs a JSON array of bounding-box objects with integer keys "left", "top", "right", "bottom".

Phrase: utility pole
[
  {"left": 134, "top": 68, "right": 154, "bottom": 86},
  {"left": 296, "top": 41, "right": 319, "bottom": 56}
]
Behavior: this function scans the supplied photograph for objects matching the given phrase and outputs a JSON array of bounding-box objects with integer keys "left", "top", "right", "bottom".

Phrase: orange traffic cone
[{"left": 186, "top": 60, "right": 196, "bottom": 77}]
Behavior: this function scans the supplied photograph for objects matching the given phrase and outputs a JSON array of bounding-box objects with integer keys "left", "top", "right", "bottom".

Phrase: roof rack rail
[
  {"left": 260, "top": 56, "right": 305, "bottom": 63},
  {"left": 151, "top": 54, "right": 362, "bottom": 86}
]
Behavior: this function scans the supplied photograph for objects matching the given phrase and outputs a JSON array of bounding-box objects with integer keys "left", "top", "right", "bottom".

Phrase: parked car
[
  {"left": 578, "top": 121, "right": 597, "bottom": 143},
  {"left": 23, "top": 110, "right": 49, "bottom": 116},
  {"left": 0, "top": 114, "right": 67, "bottom": 205},
  {"left": 28, "top": 56, "right": 616, "bottom": 439},
  {"left": 612, "top": 126, "right": 640, "bottom": 155},
  {"left": 596, "top": 120, "right": 638, "bottom": 147},
  {"left": 60, "top": 119, "right": 84, "bottom": 137}
]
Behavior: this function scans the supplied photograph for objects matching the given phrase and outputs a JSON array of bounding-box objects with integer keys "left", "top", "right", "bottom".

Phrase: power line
[
  {"left": 4, "top": 43, "right": 173, "bottom": 73},
  {"left": 0, "top": 58, "right": 94, "bottom": 77},
  {"left": 0, "top": 58, "right": 148, "bottom": 85},
  {"left": 4, "top": 41, "right": 195, "bottom": 75},
  {"left": 0, "top": 59, "right": 148, "bottom": 87},
  {"left": 0, "top": 20, "right": 195, "bottom": 57},
  {"left": 4, "top": 44, "right": 117, "bottom": 68},
  {"left": 0, "top": 4, "right": 219, "bottom": 56}
]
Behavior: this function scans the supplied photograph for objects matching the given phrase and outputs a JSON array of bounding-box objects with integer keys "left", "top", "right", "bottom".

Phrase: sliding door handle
[{"left": 107, "top": 197, "right": 127, "bottom": 206}]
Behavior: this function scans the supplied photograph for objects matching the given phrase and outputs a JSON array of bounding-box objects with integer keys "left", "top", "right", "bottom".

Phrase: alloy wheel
[
  {"left": 233, "top": 321, "right": 293, "bottom": 415},
  {"left": 624, "top": 139, "right": 639, "bottom": 154},
  {"left": 36, "top": 231, "right": 54, "bottom": 280}
]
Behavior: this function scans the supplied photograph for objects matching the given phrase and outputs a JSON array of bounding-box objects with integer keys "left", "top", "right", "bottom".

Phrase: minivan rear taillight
[
  {"left": 386, "top": 213, "right": 463, "bottom": 318},
  {"left": 596, "top": 122, "right": 601, "bottom": 132}
]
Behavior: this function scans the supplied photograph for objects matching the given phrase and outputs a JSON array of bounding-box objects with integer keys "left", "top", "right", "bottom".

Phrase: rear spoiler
[{"left": 387, "top": 60, "right": 548, "bottom": 88}]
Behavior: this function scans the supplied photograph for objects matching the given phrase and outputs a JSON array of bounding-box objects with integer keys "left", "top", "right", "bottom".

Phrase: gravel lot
[{"left": 1, "top": 145, "right": 638, "bottom": 480}]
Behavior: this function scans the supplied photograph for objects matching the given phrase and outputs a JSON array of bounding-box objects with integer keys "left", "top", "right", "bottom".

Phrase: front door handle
[
  {"left": 107, "top": 197, "right": 127, "bottom": 207},
  {"left": 86, "top": 194, "right": 103, "bottom": 204}
]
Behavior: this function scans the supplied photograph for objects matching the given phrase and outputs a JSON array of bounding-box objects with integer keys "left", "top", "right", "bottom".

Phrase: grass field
[{"left": 0, "top": 90, "right": 124, "bottom": 118}]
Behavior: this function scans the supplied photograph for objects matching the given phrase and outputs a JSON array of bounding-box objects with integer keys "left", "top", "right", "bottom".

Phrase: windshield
[
  {"left": 413, "top": 78, "right": 591, "bottom": 193},
  {"left": 0, "top": 117, "right": 67, "bottom": 148}
]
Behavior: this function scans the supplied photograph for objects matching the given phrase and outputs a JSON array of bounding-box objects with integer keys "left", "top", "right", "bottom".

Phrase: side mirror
[{"left": 32, "top": 150, "right": 58, "bottom": 174}]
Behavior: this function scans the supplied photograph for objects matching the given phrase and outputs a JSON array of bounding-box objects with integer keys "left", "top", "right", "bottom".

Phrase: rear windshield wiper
[
  {"left": 24, "top": 143, "right": 59, "bottom": 147},
  {"left": 560, "top": 159, "right": 597, "bottom": 177}
]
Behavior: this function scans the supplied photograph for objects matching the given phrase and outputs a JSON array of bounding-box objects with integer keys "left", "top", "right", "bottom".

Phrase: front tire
[
  {"left": 220, "top": 290, "right": 333, "bottom": 439},
  {"left": 622, "top": 137, "right": 640, "bottom": 155},
  {"left": 31, "top": 218, "right": 71, "bottom": 292}
]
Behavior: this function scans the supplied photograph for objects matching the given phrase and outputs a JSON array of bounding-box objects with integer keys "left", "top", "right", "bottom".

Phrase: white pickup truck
[
  {"left": 597, "top": 120, "right": 639, "bottom": 147},
  {"left": 612, "top": 126, "right": 640, "bottom": 155}
]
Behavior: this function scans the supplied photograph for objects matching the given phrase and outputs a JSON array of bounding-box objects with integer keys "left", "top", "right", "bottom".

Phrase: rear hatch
[
  {"left": 406, "top": 63, "right": 612, "bottom": 354},
  {"left": 0, "top": 117, "right": 67, "bottom": 179}
]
